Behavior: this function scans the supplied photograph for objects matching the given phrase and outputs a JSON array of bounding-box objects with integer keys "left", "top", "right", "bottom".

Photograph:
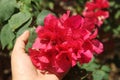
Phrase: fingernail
[{"left": 24, "top": 30, "right": 29, "bottom": 34}]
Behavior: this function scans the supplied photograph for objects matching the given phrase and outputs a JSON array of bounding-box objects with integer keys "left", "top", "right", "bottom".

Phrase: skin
[{"left": 11, "top": 30, "right": 65, "bottom": 80}]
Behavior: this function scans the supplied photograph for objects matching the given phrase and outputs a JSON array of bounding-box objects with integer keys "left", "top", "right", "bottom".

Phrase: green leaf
[
  {"left": 16, "top": 18, "right": 32, "bottom": 37},
  {"left": 103, "top": 25, "right": 111, "bottom": 32},
  {"left": 19, "top": 0, "right": 32, "bottom": 12},
  {"left": 36, "top": 10, "right": 54, "bottom": 26},
  {"left": 103, "top": 73, "right": 109, "bottom": 80},
  {"left": 81, "top": 58, "right": 100, "bottom": 72},
  {"left": 113, "top": 25, "right": 120, "bottom": 37},
  {"left": 115, "top": 10, "right": 120, "bottom": 19},
  {"left": 0, "top": 0, "right": 16, "bottom": 22},
  {"left": 7, "top": 42, "right": 14, "bottom": 50},
  {"left": 26, "top": 28, "right": 37, "bottom": 52},
  {"left": 20, "top": 0, "right": 31, "bottom": 5},
  {"left": 20, "top": 4, "right": 31, "bottom": 12},
  {"left": 9, "top": 11, "right": 31, "bottom": 31},
  {"left": 92, "top": 70, "right": 105, "bottom": 80},
  {"left": 101, "top": 65, "right": 110, "bottom": 72},
  {"left": 109, "top": 1, "right": 115, "bottom": 7},
  {"left": 48, "top": 2, "right": 54, "bottom": 10},
  {"left": 81, "top": 63, "right": 100, "bottom": 72},
  {"left": 0, "top": 24, "right": 15, "bottom": 49}
]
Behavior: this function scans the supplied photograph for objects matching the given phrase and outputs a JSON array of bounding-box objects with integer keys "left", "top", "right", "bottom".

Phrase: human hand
[{"left": 11, "top": 30, "right": 65, "bottom": 80}]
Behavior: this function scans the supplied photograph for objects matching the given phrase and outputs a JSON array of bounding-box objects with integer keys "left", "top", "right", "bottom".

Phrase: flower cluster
[
  {"left": 29, "top": 0, "right": 109, "bottom": 73},
  {"left": 83, "top": 0, "right": 109, "bottom": 27}
]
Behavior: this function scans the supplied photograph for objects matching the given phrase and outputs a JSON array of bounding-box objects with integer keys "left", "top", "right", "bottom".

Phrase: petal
[
  {"left": 38, "top": 56, "right": 50, "bottom": 63},
  {"left": 55, "top": 53, "right": 71, "bottom": 73},
  {"left": 64, "top": 15, "right": 84, "bottom": 29},
  {"left": 44, "top": 14, "right": 58, "bottom": 29},
  {"left": 32, "top": 38, "right": 47, "bottom": 49},
  {"left": 60, "top": 10, "right": 70, "bottom": 23},
  {"left": 90, "top": 28, "right": 98, "bottom": 39},
  {"left": 78, "top": 50, "right": 93, "bottom": 64},
  {"left": 92, "top": 39, "right": 104, "bottom": 54},
  {"left": 85, "top": 2, "right": 97, "bottom": 11},
  {"left": 80, "top": 29, "right": 91, "bottom": 40},
  {"left": 36, "top": 26, "right": 43, "bottom": 33}
]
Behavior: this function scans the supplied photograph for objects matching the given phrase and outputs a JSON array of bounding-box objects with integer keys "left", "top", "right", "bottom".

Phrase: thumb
[{"left": 13, "top": 30, "right": 30, "bottom": 53}]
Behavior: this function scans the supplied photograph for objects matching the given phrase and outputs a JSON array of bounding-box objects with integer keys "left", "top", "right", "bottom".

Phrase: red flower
[
  {"left": 29, "top": 10, "right": 104, "bottom": 73},
  {"left": 78, "top": 50, "right": 93, "bottom": 64},
  {"left": 83, "top": 10, "right": 109, "bottom": 27},
  {"left": 85, "top": 0, "right": 109, "bottom": 11},
  {"left": 94, "top": 0, "right": 109, "bottom": 9},
  {"left": 83, "top": 0, "right": 109, "bottom": 27}
]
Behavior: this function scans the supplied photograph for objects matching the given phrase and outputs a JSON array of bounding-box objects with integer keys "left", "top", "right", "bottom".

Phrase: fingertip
[
  {"left": 18, "top": 30, "right": 30, "bottom": 42},
  {"left": 24, "top": 30, "right": 30, "bottom": 34},
  {"left": 23, "top": 30, "right": 30, "bottom": 37}
]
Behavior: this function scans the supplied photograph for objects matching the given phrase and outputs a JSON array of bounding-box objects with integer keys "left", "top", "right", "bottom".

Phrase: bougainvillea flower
[
  {"left": 85, "top": 0, "right": 109, "bottom": 11},
  {"left": 83, "top": 10, "right": 109, "bottom": 26},
  {"left": 94, "top": 0, "right": 109, "bottom": 9},
  {"left": 29, "top": 9, "right": 105, "bottom": 73},
  {"left": 29, "top": 0, "right": 110, "bottom": 73},
  {"left": 78, "top": 50, "right": 93, "bottom": 64},
  {"left": 83, "top": 0, "right": 109, "bottom": 27},
  {"left": 95, "top": 10, "right": 109, "bottom": 26}
]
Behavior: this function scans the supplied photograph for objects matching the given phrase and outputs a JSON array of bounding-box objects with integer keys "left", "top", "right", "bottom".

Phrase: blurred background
[{"left": 0, "top": 0, "right": 120, "bottom": 80}]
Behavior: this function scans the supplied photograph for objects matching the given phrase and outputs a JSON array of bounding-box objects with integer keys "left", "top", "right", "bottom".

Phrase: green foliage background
[{"left": 0, "top": 0, "right": 120, "bottom": 80}]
